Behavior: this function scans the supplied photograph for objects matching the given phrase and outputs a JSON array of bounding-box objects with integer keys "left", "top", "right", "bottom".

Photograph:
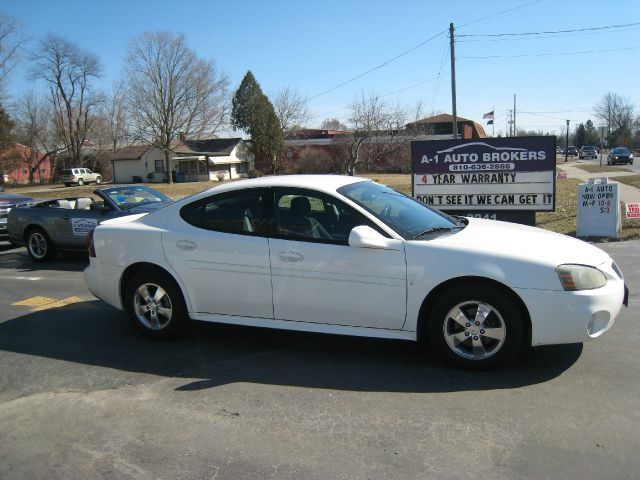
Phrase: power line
[
  {"left": 306, "top": 0, "right": 542, "bottom": 103},
  {"left": 457, "top": 26, "right": 640, "bottom": 43},
  {"left": 457, "top": 21, "right": 640, "bottom": 37},
  {"left": 383, "top": 77, "right": 438, "bottom": 97},
  {"left": 457, "top": 0, "right": 544, "bottom": 29},
  {"left": 308, "top": 30, "right": 447, "bottom": 101},
  {"left": 459, "top": 45, "right": 640, "bottom": 59}
]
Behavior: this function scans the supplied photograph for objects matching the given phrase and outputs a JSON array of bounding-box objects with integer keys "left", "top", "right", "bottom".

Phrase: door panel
[
  {"left": 162, "top": 189, "right": 273, "bottom": 318},
  {"left": 269, "top": 239, "right": 407, "bottom": 329}
]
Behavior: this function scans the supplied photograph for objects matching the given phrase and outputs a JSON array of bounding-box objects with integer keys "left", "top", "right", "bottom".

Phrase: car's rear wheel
[
  {"left": 26, "top": 227, "right": 56, "bottom": 262},
  {"left": 124, "top": 271, "right": 189, "bottom": 339},
  {"left": 426, "top": 284, "right": 524, "bottom": 369},
  {"left": 77, "top": 178, "right": 84, "bottom": 186},
  {"left": 95, "top": 176, "right": 102, "bottom": 184},
  {"left": 63, "top": 183, "right": 71, "bottom": 187}
]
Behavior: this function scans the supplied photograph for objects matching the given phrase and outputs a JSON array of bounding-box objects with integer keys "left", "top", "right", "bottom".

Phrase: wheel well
[
  {"left": 417, "top": 276, "right": 531, "bottom": 345},
  {"left": 24, "top": 224, "right": 46, "bottom": 242},
  {"left": 119, "top": 262, "right": 187, "bottom": 310}
]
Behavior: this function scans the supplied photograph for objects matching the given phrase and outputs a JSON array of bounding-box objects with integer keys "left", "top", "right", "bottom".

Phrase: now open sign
[{"left": 577, "top": 177, "right": 620, "bottom": 239}]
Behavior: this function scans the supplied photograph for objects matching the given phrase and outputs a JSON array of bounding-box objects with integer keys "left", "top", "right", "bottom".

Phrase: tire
[
  {"left": 95, "top": 176, "right": 102, "bottom": 184},
  {"left": 26, "top": 227, "right": 57, "bottom": 262},
  {"left": 123, "top": 271, "right": 190, "bottom": 339},
  {"left": 64, "top": 183, "right": 71, "bottom": 187},
  {"left": 77, "top": 178, "right": 85, "bottom": 186},
  {"left": 426, "top": 284, "right": 524, "bottom": 370}
]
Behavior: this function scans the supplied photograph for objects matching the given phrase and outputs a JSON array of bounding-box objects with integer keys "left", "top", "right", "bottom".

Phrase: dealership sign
[
  {"left": 577, "top": 178, "right": 620, "bottom": 239},
  {"left": 411, "top": 137, "right": 556, "bottom": 212}
]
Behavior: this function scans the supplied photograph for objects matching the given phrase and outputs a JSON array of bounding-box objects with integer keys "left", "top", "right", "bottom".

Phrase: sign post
[
  {"left": 577, "top": 177, "right": 620, "bottom": 239},
  {"left": 411, "top": 137, "right": 556, "bottom": 225}
]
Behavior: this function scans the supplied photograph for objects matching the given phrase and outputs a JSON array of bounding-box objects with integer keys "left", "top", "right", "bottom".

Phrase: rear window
[{"left": 62, "top": 169, "right": 73, "bottom": 175}]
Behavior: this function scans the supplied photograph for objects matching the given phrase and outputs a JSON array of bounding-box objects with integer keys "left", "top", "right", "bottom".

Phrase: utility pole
[
  {"left": 449, "top": 23, "right": 458, "bottom": 140},
  {"left": 513, "top": 94, "right": 517, "bottom": 137}
]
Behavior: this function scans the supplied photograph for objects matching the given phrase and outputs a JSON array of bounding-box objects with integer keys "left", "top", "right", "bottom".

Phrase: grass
[
  {"left": 573, "top": 164, "right": 633, "bottom": 174},
  {"left": 6, "top": 173, "right": 640, "bottom": 241},
  {"left": 611, "top": 175, "right": 640, "bottom": 190}
]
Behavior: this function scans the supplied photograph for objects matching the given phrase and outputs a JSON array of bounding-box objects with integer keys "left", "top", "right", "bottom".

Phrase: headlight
[{"left": 556, "top": 264, "right": 607, "bottom": 291}]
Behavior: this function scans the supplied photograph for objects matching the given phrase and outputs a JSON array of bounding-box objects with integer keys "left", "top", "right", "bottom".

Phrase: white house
[{"left": 107, "top": 138, "right": 253, "bottom": 184}]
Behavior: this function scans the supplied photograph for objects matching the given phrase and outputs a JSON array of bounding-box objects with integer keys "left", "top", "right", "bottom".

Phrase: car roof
[{"left": 184, "top": 175, "right": 372, "bottom": 202}]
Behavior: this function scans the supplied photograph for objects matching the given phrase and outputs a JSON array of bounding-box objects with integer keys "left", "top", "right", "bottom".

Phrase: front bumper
[{"left": 516, "top": 273, "right": 625, "bottom": 346}]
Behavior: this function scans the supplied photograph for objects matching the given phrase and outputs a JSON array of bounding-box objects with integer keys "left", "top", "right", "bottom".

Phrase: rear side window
[{"left": 180, "top": 189, "right": 266, "bottom": 236}]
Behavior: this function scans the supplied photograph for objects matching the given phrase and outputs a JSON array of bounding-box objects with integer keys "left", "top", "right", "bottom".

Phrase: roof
[
  {"left": 406, "top": 113, "right": 475, "bottom": 126},
  {"left": 104, "top": 145, "right": 151, "bottom": 161},
  {"left": 181, "top": 175, "right": 371, "bottom": 202},
  {"left": 406, "top": 114, "right": 487, "bottom": 138},
  {"left": 173, "top": 138, "right": 243, "bottom": 156}
]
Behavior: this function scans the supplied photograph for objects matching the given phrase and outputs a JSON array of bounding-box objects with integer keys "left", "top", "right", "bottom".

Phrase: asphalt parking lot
[{"left": 1, "top": 241, "right": 639, "bottom": 480}]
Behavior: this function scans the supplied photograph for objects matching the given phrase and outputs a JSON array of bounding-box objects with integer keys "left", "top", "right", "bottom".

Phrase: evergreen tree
[
  {"left": 0, "top": 104, "right": 16, "bottom": 152},
  {"left": 231, "top": 71, "right": 283, "bottom": 174},
  {"left": 584, "top": 119, "right": 599, "bottom": 146},
  {"left": 574, "top": 123, "right": 586, "bottom": 148}
]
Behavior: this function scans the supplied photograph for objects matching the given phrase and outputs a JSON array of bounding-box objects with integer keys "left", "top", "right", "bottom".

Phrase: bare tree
[
  {"left": 29, "top": 34, "right": 102, "bottom": 169},
  {"left": 0, "top": 14, "right": 27, "bottom": 96},
  {"left": 125, "top": 31, "right": 230, "bottom": 183},
  {"left": 11, "top": 91, "right": 60, "bottom": 183},
  {"left": 594, "top": 92, "right": 635, "bottom": 145},
  {"left": 96, "top": 81, "right": 129, "bottom": 152},
  {"left": 320, "top": 118, "right": 348, "bottom": 130},
  {"left": 272, "top": 87, "right": 311, "bottom": 132},
  {"left": 338, "top": 93, "right": 410, "bottom": 175}
]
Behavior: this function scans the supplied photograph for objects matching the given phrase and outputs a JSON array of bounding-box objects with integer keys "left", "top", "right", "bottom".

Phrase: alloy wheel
[
  {"left": 442, "top": 300, "right": 506, "bottom": 360},
  {"left": 133, "top": 283, "right": 173, "bottom": 330}
]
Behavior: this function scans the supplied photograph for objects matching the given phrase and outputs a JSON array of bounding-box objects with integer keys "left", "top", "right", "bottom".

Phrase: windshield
[
  {"left": 611, "top": 148, "right": 630, "bottom": 154},
  {"left": 338, "top": 180, "right": 461, "bottom": 239},
  {"left": 103, "top": 186, "right": 171, "bottom": 210}
]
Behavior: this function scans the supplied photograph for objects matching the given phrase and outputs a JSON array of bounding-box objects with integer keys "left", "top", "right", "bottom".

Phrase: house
[
  {"left": 106, "top": 138, "right": 253, "bottom": 184},
  {"left": 0, "top": 144, "right": 51, "bottom": 185},
  {"left": 406, "top": 113, "right": 487, "bottom": 139}
]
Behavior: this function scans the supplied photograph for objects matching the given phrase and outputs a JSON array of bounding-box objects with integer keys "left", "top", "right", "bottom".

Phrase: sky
[{"left": 2, "top": 0, "right": 639, "bottom": 137}]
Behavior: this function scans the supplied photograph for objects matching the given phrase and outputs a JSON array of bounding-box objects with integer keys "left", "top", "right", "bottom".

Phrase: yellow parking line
[
  {"left": 12, "top": 295, "right": 88, "bottom": 312},
  {"left": 31, "top": 296, "right": 85, "bottom": 312},
  {"left": 12, "top": 296, "right": 57, "bottom": 307}
]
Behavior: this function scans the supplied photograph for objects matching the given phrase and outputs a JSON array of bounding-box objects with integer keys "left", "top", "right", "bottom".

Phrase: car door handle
[
  {"left": 61, "top": 216, "right": 70, "bottom": 220},
  {"left": 176, "top": 240, "right": 197, "bottom": 251},
  {"left": 278, "top": 251, "right": 304, "bottom": 262}
]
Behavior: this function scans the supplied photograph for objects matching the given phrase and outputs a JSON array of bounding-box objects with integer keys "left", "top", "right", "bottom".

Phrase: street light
[{"left": 564, "top": 119, "right": 570, "bottom": 163}]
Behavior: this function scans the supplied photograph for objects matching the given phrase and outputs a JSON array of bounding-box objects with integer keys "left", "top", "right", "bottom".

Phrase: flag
[
  {"left": 483, "top": 110, "right": 494, "bottom": 120},
  {"left": 487, "top": 120, "right": 494, "bottom": 125}
]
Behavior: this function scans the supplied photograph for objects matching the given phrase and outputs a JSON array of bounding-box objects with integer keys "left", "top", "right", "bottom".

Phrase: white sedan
[{"left": 85, "top": 175, "right": 627, "bottom": 369}]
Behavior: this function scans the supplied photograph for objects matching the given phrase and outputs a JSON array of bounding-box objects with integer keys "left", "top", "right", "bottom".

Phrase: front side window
[
  {"left": 180, "top": 189, "right": 266, "bottom": 236},
  {"left": 274, "top": 188, "right": 380, "bottom": 244}
]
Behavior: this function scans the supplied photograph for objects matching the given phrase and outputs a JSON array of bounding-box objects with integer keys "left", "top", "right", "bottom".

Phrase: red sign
[{"left": 626, "top": 203, "right": 640, "bottom": 219}]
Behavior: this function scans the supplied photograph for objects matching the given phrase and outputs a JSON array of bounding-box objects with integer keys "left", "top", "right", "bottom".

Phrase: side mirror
[{"left": 348, "top": 225, "right": 401, "bottom": 250}]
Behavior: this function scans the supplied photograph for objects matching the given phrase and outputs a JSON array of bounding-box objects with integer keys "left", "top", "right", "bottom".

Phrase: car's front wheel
[
  {"left": 26, "top": 227, "right": 56, "bottom": 262},
  {"left": 426, "top": 284, "right": 524, "bottom": 369},
  {"left": 95, "top": 176, "right": 102, "bottom": 184},
  {"left": 123, "top": 271, "right": 189, "bottom": 339}
]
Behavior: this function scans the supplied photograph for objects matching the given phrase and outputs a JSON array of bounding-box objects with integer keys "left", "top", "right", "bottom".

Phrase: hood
[
  {"left": 0, "top": 193, "right": 35, "bottom": 204},
  {"left": 430, "top": 217, "right": 611, "bottom": 267}
]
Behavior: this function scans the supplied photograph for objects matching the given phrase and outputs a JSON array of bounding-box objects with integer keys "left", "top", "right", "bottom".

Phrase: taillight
[{"left": 86, "top": 228, "right": 96, "bottom": 257}]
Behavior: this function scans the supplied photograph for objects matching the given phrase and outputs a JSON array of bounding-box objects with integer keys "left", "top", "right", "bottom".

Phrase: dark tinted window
[
  {"left": 274, "top": 188, "right": 382, "bottom": 244},
  {"left": 180, "top": 189, "right": 266, "bottom": 235}
]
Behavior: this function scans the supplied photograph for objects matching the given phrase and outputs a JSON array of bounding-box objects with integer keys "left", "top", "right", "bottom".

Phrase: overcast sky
[{"left": 3, "top": 0, "right": 639, "bottom": 136}]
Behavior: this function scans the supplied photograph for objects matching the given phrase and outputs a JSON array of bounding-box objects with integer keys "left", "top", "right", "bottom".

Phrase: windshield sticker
[{"left": 71, "top": 218, "right": 98, "bottom": 236}]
